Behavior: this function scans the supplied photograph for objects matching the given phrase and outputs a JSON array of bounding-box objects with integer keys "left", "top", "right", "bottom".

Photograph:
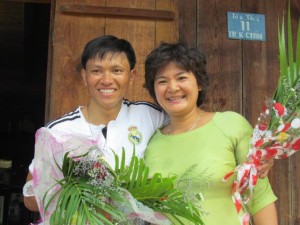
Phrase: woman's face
[{"left": 154, "top": 62, "right": 201, "bottom": 117}]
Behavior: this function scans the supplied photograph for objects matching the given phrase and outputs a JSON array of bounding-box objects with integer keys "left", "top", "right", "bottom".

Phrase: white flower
[
  {"left": 265, "top": 109, "right": 270, "bottom": 115},
  {"left": 277, "top": 124, "right": 285, "bottom": 131},
  {"left": 291, "top": 118, "right": 300, "bottom": 128}
]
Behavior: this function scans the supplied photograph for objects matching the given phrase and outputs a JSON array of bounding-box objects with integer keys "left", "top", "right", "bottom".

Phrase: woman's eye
[
  {"left": 156, "top": 79, "right": 167, "bottom": 84},
  {"left": 178, "top": 76, "right": 187, "bottom": 80}
]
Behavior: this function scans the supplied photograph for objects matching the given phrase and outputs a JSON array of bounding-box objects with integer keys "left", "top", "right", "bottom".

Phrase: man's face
[{"left": 81, "top": 52, "right": 135, "bottom": 111}]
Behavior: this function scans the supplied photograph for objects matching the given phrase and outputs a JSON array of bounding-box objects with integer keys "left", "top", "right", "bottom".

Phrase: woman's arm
[
  {"left": 23, "top": 172, "right": 39, "bottom": 212},
  {"left": 253, "top": 203, "right": 278, "bottom": 225}
]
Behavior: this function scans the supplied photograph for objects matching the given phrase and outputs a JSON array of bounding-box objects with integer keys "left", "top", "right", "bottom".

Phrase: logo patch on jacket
[{"left": 128, "top": 125, "right": 142, "bottom": 145}]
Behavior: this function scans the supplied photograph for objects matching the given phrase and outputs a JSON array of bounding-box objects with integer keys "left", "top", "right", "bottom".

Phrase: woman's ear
[{"left": 198, "top": 84, "right": 202, "bottom": 91}]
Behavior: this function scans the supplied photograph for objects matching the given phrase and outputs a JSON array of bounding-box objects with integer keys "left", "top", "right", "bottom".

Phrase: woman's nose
[{"left": 167, "top": 80, "right": 179, "bottom": 92}]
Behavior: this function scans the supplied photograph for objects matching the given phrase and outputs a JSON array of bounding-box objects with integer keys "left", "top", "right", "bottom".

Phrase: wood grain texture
[
  {"left": 197, "top": 0, "right": 242, "bottom": 113},
  {"left": 45, "top": 0, "right": 300, "bottom": 223},
  {"left": 46, "top": 0, "right": 178, "bottom": 120},
  {"left": 60, "top": 4, "right": 175, "bottom": 20},
  {"left": 241, "top": 1, "right": 300, "bottom": 224},
  {"left": 46, "top": 0, "right": 106, "bottom": 121},
  {"left": 189, "top": 1, "right": 300, "bottom": 224},
  {"left": 178, "top": 0, "right": 197, "bottom": 47}
]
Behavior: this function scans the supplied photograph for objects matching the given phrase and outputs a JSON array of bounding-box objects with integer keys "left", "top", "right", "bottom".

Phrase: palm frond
[
  {"left": 44, "top": 154, "right": 126, "bottom": 225},
  {"left": 114, "top": 148, "right": 204, "bottom": 225},
  {"left": 44, "top": 147, "right": 204, "bottom": 225},
  {"left": 274, "top": 3, "right": 300, "bottom": 100},
  {"left": 270, "top": 2, "right": 300, "bottom": 129}
]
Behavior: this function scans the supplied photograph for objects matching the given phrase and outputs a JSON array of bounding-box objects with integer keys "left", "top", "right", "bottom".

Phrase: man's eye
[
  {"left": 91, "top": 69, "right": 100, "bottom": 74},
  {"left": 113, "top": 69, "right": 122, "bottom": 73}
]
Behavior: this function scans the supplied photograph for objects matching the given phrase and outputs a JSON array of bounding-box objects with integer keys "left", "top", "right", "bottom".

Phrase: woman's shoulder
[
  {"left": 214, "top": 111, "right": 249, "bottom": 124},
  {"left": 212, "top": 111, "right": 253, "bottom": 134}
]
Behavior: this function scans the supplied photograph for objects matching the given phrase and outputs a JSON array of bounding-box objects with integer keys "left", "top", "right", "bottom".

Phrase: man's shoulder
[
  {"left": 45, "top": 107, "right": 82, "bottom": 130},
  {"left": 122, "top": 99, "right": 163, "bottom": 112}
]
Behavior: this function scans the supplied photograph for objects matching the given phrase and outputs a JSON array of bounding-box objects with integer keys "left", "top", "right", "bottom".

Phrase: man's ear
[
  {"left": 81, "top": 69, "right": 87, "bottom": 86},
  {"left": 130, "top": 69, "right": 136, "bottom": 85}
]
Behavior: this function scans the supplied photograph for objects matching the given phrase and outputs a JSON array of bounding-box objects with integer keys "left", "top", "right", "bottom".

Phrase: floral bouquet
[
  {"left": 32, "top": 128, "right": 204, "bottom": 225},
  {"left": 223, "top": 6, "right": 300, "bottom": 225}
]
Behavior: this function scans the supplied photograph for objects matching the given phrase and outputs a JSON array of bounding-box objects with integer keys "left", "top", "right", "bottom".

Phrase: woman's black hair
[{"left": 144, "top": 42, "right": 209, "bottom": 106}]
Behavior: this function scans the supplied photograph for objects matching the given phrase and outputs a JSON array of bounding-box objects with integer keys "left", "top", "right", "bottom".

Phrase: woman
[{"left": 143, "top": 42, "right": 278, "bottom": 225}]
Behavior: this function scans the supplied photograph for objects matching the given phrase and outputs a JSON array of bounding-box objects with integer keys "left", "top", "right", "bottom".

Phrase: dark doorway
[{"left": 0, "top": 1, "right": 50, "bottom": 224}]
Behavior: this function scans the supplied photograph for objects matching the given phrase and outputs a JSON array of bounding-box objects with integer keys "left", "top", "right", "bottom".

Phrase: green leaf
[
  {"left": 45, "top": 146, "right": 204, "bottom": 225},
  {"left": 270, "top": 2, "right": 300, "bottom": 129},
  {"left": 112, "top": 150, "right": 204, "bottom": 224}
]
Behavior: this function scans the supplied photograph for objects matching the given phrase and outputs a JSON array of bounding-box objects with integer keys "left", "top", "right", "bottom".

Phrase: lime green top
[{"left": 144, "top": 111, "right": 277, "bottom": 225}]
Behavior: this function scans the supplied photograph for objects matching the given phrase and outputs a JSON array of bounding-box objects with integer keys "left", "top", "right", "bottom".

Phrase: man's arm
[{"left": 23, "top": 172, "right": 39, "bottom": 212}]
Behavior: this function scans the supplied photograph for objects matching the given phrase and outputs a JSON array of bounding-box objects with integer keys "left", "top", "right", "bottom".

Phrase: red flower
[
  {"left": 273, "top": 102, "right": 286, "bottom": 117},
  {"left": 281, "top": 123, "right": 291, "bottom": 132},
  {"left": 258, "top": 122, "right": 268, "bottom": 131},
  {"left": 254, "top": 139, "right": 264, "bottom": 147},
  {"left": 256, "top": 150, "right": 262, "bottom": 158},
  {"left": 93, "top": 162, "right": 101, "bottom": 169},
  {"left": 265, "top": 148, "right": 279, "bottom": 157},
  {"left": 292, "top": 138, "right": 300, "bottom": 151}
]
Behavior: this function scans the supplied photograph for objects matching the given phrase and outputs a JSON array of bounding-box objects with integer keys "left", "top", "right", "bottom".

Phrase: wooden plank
[
  {"left": 104, "top": 0, "right": 178, "bottom": 103},
  {"left": 46, "top": 0, "right": 106, "bottom": 121},
  {"left": 290, "top": 154, "right": 300, "bottom": 225},
  {"left": 60, "top": 4, "right": 175, "bottom": 21},
  {"left": 242, "top": 1, "right": 299, "bottom": 224},
  {"left": 155, "top": 0, "right": 179, "bottom": 44},
  {"left": 197, "top": 0, "right": 242, "bottom": 113},
  {"left": 4, "top": 0, "right": 50, "bottom": 3},
  {"left": 242, "top": 0, "right": 281, "bottom": 125},
  {"left": 46, "top": 0, "right": 179, "bottom": 120},
  {"left": 178, "top": 0, "right": 197, "bottom": 47},
  {"left": 104, "top": 0, "right": 155, "bottom": 103}
]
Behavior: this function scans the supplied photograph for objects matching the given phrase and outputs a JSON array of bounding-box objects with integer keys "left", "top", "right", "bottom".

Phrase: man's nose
[{"left": 101, "top": 72, "right": 113, "bottom": 84}]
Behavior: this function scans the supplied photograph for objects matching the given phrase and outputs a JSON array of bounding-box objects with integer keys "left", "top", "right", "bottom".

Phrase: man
[{"left": 23, "top": 35, "right": 167, "bottom": 212}]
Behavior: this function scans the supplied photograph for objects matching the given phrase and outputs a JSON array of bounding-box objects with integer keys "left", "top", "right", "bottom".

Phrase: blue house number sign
[{"left": 227, "top": 12, "right": 266, "bottom": 41}]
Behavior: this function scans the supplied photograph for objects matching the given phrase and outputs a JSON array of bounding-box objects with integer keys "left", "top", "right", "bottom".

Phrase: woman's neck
[{"left": 165, "top": 109, "right": 205, "bottom": 135}]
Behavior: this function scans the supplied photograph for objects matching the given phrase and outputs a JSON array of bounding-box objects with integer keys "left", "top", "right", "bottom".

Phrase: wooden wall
[
  {"left": 46, "top": 0, "right": 300, "bottom": 224},
  {"left": 178, "top": 0, "right": 299, "bottom": 224},
  {"left": 45, "top": 0, "right": 178, "bottom": 120},
  {"left": 1, "top": 0, "right": 299, "bottom": 224}
]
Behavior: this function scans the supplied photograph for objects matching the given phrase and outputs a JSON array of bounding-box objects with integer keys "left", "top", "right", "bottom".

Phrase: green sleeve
[{"left": 249, "top": 177, "right": 277, "bottom": 215}]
